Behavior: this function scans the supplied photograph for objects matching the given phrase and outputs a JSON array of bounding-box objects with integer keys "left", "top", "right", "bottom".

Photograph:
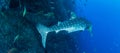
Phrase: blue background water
[
  {"left": 0, "top": 0, "right": 120, "bottom": 53},
  {"left": 74, "top": 0, "right": 120, "bottom": 53}
]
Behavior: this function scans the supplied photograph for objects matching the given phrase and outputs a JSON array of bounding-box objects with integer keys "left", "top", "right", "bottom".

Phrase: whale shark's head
[
  {"left": 77, "top": 17, "right": 92, "bottom": 34},
  {"left": 83, "top": 18, "right": 93, "bottom": 36}
]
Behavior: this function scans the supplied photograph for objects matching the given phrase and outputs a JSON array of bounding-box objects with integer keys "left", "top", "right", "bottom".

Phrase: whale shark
[{"left": 36, "top": 12, "right": 92, "bottom": 48}]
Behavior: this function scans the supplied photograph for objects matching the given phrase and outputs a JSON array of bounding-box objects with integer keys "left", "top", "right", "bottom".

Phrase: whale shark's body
[
  {"left": 36, "top": 12, "right": 92, "bottom": 48},
  {"left": 36, "top": 18, "right": 92, "bottom": 48}
]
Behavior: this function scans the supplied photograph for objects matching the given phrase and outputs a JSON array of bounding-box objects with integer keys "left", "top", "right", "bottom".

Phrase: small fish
[
  {"left": 8, "top": 48, "right": 18, "bottom": 53},
  {"left": 36, "top": 12, "right": 92, "bottom": 48},
  {"left": 13, "top": 35, "right": 19, "bottom": 43},
  {"left": 22, "top": 7, "right": 27, "bottom": 17},
  {"left": 50, "top": 2, "right": 54, "bottom": 4},
  {"left": 44, "top": 12, "right": 54, "bottom": 17}
]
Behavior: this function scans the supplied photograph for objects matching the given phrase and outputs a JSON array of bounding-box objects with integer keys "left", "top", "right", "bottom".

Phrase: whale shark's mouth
[{"left": 86, "top": 25, "right": 93, "bottom": 36}]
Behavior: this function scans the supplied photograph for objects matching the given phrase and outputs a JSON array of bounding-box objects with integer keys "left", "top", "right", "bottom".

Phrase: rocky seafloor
[{"left": 0, "top": 0, "right": 86, "bottom": 53}]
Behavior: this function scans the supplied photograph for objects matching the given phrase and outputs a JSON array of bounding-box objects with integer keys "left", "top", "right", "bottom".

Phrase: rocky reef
[{"left": 0, "top": 0, "right": 87, "bottom": 53}]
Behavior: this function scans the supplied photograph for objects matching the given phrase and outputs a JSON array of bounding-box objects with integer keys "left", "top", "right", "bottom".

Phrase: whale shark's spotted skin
[
  {"left": 36, "top": 17, "right": 92, "bottom": 48},
  {"left": 49, "top": 18, "right": 91, "bottom": 33}
]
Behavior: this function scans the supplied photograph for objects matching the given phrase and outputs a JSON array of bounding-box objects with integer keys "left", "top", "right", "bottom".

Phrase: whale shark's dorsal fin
[
  {"left": 70, "top": 12, "right": 77, "bottom": 20},
  {"left": 57, "top": 21, "right": 62, "bottom": 26}
]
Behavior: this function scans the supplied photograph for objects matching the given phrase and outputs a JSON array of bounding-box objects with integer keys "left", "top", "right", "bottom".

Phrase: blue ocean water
[
  {"left": 74, "top": 0, "right": 120, "bottom": 53},
  {"left": 0, "top": 0, "right": 120, "bottom": 53}
]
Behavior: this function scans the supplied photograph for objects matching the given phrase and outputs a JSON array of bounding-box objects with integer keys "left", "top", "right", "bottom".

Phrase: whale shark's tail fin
[{"left": 36, "top": 24, "right": 49, "bottom": 48}]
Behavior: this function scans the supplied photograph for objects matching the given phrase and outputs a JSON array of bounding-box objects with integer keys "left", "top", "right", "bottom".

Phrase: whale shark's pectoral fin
[{"left": 65, "top": 27, "right": 76, "bottom": 33}]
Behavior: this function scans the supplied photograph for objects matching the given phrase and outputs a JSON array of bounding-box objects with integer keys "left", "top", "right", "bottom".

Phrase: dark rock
[
  {"left": 0, "top": 0, "right": 84, "bottom": 53},
  {"left": 0, "top": 11, "right": 44, "bottom": 53},
  {"left": 46, "top": 31, "right": 77, "bottom": 53}
]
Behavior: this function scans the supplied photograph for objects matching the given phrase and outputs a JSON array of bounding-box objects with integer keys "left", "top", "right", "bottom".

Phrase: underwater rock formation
[
  {"left": 0, "top": 0, "right": 9, "bottom": 10},
  {"left": 0, "top": 11, "right": 45, "bottom": 53},
  {"left": 0, "top": 0, "right": 88, "bottom": 53},
  {"left": 0, "top": 11, "right": 78, "bottom": 53},
  {"left": 46, "top": 31, "right": 78, "bottom": 53}
]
